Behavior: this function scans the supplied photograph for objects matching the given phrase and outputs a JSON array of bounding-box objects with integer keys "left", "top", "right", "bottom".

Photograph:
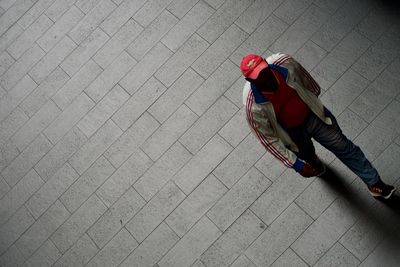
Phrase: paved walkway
[{"left": 1, "top": 0, "right": 400, "bottom": 266}]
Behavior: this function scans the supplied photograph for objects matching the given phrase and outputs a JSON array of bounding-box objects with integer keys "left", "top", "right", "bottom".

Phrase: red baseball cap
[{"left": 240, "top": 54, "right": 268, "bottom": 80}]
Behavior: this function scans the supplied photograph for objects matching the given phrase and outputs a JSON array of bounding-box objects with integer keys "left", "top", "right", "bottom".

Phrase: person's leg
[{"left": 306, "top": 108, "right": 380, "bottom": 187}]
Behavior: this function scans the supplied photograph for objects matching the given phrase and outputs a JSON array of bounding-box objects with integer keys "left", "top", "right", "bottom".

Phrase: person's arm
[
  {"left": 245, "top": 90, "right": 319, "bottom": 177},
  {"left": 290, "top": 58, "right": 321, "bottom": 96}
]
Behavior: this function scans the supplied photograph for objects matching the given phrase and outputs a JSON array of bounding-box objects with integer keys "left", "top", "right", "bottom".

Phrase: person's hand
[{"left": 298, "top": 161, "right": 319, "bottom": 177}]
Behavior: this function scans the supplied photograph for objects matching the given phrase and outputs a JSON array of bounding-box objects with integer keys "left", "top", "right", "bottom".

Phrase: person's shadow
[{"left": 318, "top": 165, "right": 400, "bottom": 237}]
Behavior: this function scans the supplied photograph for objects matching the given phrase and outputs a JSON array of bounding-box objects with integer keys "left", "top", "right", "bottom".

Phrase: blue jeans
[{"left": 286, "top": 108, "right": 380, "bottom": 187}]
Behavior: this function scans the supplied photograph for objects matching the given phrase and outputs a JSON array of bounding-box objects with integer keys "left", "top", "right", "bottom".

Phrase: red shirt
[{"left": 262, "top": 69, "right": 310, "bottom": 129}]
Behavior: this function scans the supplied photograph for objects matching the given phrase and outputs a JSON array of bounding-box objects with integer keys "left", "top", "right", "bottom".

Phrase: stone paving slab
[{"left": 0, "top": 0, "right": 400, "bottom": 266}]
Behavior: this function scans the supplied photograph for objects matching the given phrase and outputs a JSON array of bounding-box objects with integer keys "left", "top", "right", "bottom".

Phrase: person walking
[{"left": 241, "top": 53, "right": 395, "bottom": 199}]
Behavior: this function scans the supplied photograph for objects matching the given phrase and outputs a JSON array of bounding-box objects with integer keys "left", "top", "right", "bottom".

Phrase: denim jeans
[{"left": 286, "top": 107, "right": 380, "bottom": 187}]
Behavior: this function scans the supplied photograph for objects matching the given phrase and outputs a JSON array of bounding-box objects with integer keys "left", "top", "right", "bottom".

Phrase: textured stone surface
[{"left": 1, "top": 1, "right": 400, "bottom": 266}]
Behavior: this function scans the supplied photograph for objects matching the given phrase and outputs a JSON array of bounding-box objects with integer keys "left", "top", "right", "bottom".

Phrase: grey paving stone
[
  {"left": 119, "top": 42, "right": 172, "bottom": 95},
  {"left": 294, "top": 40, "right": 327, "bottom": 71},
  {"left": 191, "top": 259, "right": 206, "bottom": 267},
  {"left": 104, "top": 112, "right": 159, "bottom": 168},
  {"left": 0, "top": 51, "right": 14, "bottom": 76},
  {"left": 235, "top": 0, "right": 282, "bottom": 34},
  {"left": 292, "top": 197, "right": 361, "bottom": 265},
  {"left": 213, "top": 133, "right": 265, "bottom": 188},
  {"left": 0, "top": 24, "right": 23, "bottom": 55},
  {"left": 7, "top": 14, "right": 52, "bottom": 59},
  {"left": 207, "top": 167, "right": 271, "bottom": 231},
  {"left": 96, "top": 147, "right": 153, "bottom": 207},
  {"left": 126, "top": 10, "right": 178, "bottom": 60},
  {"left": 313, "top": 0, "right": 346, "bottom": 14},
  {"left": 34, "top": 126, "right": 87, "bottom": 181},
  {"left": 0, "top": 168, "right": 43, "bottom": 225},
  {"left": 53, "top": 234, "right": 98, "bottom": 267},
  {"left": 0, "top": 0, "right": 35, "bottom": 38},
  {"left": 0, "top": 0, "right": 17, "bottom": 10},
  {"left": 86, "top": 228, "right": 138, "bottom": 267},
  {"left": 20, "top": 67, "right": 69, "bottom": 117},
  {"left": 321, "top": 69, "right": 369, "bottom": 116},
  {"left": 11, "top": 100, "right": 61, "bottom": 151},
  {"left": 167, "top": 0, "right": 198, "bottom": 19},
  {"left": 17, "top": 0, "right": 56, "bottom": 30},
  {"left": 336, "top": 108, "right": 368, "bottom": 141},
  {"left": 197, "top": 0, "right": 253, "bottom": 43},
  {"left": 78, "top": 84, "right": 129, "bottom": 137},
  {"left": 271, "top": 248, "right": 308, "bottom": 267},
  {"left": 125, "top": 181, "right": 185, "bottom": 242},
  {"left": 352, "top": 25, "right": 400, "bottom": 82},
  {"left": 166, "top": 174, "right": 227, "bottom": 237},
  {"left": 0, "top": 107, "right": 28, "bottom": 145},
  {"left": 180, "top": 96, "right": 237, "bottom": 154},
  {"left": 350, "top": 58, "right": 400, "bottom": 123},
  {"left": 161, "top": 1, "right": 214, "bottom": 52},
  {"left": 99, "top": 0, "right": 147, "bottom": 36},
  {"left": 134, "top": 142, "right": 192, "bottom": 201},
  {"left": 155, "top": 33, "right": 209, "bottom": 87},
  {"left": 0, "top": 142, "right": 19, "bottom": 175},
  {"left": 15, "top": 200, "right": 70, "bottom": 259},
  {"left": 270, "top": 5, "right": 329, "bottom": 55},
  {"left": 314, "top": 242, "right": 360, "bottom": 267},
  {"left": 119, "top": 222, "right": 179, "bottom": 267},
  {"left": 218, "top": 108, "right": 250, "bottom": 147},
  {"left": 370, "top": 143, "right": 400, "bottom": 187},
  {"left": 185, "top": 59, "right": 240, "bottom": 115},
  {"left": 52, "top": 59, "right": 102, "bottom": 110},
  {"left": 245, "top": 203, "right": 313, "bottom": 267},
  {"left": 60, "top": 156, "right": 114, "bottom": 212},
  {"left": 355, "top": 4, "right": 396, "bottom": 42},
  {"left": 0, "top": 206, "right": 35, "bottom": 255},
  {"left": 45, "top": 93, "right": 95, "bottom": 144},
  {"left": 148, "top": 68, "right": 204, "bottom": 123},
  {"left": 312, "top": 30, "right": 371, "bottom": 90},
  {"left": 37, "top": 5, "right": 84, "bottom": 52},
  {"left": 51, "top": 194, "right": 107, "bottom": 253},
  {"left": 0, "top": 44, "right": 44, "bottom": 91},
  {"left": 360, "top": 236, "right": 400, "bottom": 267},
  {"left": 311, "top": 0, "right": 374, "bottom": 52},
  {"left": 223, "top": 76, "right": 245, "bottom": 108},
  {"left": 133, "top": 0, "right": 175, "bottom": 27},
  {"left": 254, "top": 151, "right": 287, "bottom": 182},
  {"left": 93, "top": 19, "right": 143, "bottom": 68},
  {"left": 22, "top": 240, "right": 61, "bottom": 267},
  {"left": 88, "top": 187, "right": 145, "bottom": 248},
  {"left": 273, "top": 0, "right": 313, "bottom": 25},
  {"left": 295, "top": 178, "right": 339, "bottom": 220},
  {"left": 68, "top": 0, "right": 116, "bottom": 44},
  {"left": 75, "top": 0, "right": 97, "bottom": 13},
  {"left": 193, "top": 24, "right": 248, "bottom": 78},
  {"left": 68, "top": 120, "right": 122, "bottom": 175},
  {"left": 0, "top": 174, "right": 10, "bottom": 199},
  {"left": 355, "top": 100, "right": 400, "bottom": 161},
  {"left": 201, "top": 210, "right": 265, "bottom": 266},
  {"left": 250, "top": 170, "right": 312, "bottom": 226},
  {"left": 0, "top": 244, "right": 25, "bottom": 267},
  {"left": 45, "top": 0, "right": 78, "bottom": 21},
  {"left": 230, "top": 15, "right": 288, "bottom": 65},
  {"left": 29, "top": 36, "right": 76, "bottom": 84},
  {"left": 230, "top": 254, "right": 256, "bottom": 267},
  {"left": 158, "top": 216, "right": 221, "bottom": 267},
  {"left": 1, "top": 134, "right": 52, "bottom": 187},
  {"left": 112, "top": 77, "right": 167, "bottom": 131},
  {"left": 339, "top": 215, "right": 383, "bottom": 261},
  {"left": 173, "top": 134, "right": 233, "bottom": 194},
  {"left": 61, "top": 28, "right": 109, "bottom": 77},
  {"left": 26, "top": 163, "right": 79, "bottom": 219}
]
